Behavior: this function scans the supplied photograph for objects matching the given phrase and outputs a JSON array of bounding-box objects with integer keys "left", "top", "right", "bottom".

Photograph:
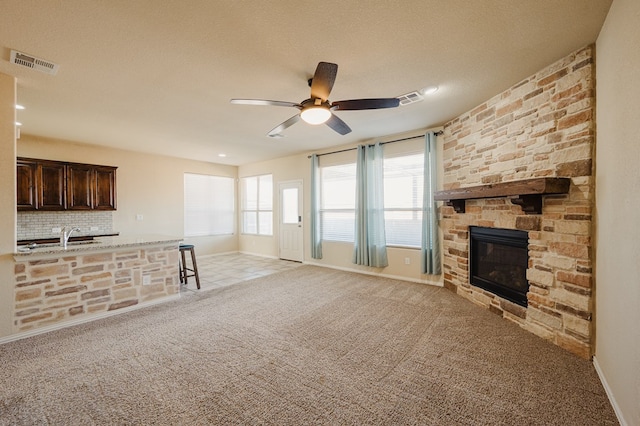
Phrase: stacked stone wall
[
  {"left": 13, "top": 244, "right": 179, "bottom": 332},
  {"left": 440, "top": 45, "right": 595, "bottom": 358}
]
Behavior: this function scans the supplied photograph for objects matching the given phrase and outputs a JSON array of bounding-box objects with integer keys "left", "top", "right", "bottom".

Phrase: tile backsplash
[{"left": 17, "top": 211, "right": 113, "bottom": 240}]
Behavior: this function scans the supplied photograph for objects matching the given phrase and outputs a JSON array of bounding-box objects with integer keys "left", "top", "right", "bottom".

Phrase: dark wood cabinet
[
  {"left": 16, "top": 158, "right": 117, "bottom": 211},
  {"left": 17, "top": 159, "right": 67, "bottom": 210},
  {"left": 94, "top": 167, "right": 117, "bottom": 210},
  {"left": 16, "top": 160, "right": 37, "bottom": 210},
  {"left": 67, "top": 164, "right": 93, "bottom": 210},
  {"left": 38, "top": 161, "right": 67, "bottom": 210}
]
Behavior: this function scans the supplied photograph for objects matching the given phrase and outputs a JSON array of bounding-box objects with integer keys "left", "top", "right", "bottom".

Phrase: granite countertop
[
  {"left": 14, "top": 234, "right": 183, "bottom": 257},
  {"left": 17, "top": 232, "right": 120, "bottom": 245}
]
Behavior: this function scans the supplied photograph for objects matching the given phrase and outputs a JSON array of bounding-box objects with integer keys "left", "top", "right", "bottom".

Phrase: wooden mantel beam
[{"left": 434, "top": 177, "right": 571, "bottom": 214}]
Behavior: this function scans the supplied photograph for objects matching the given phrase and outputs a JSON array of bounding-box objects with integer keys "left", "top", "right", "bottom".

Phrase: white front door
[{"left": 279, "top": 180, "right": 303, "bottom": 262}]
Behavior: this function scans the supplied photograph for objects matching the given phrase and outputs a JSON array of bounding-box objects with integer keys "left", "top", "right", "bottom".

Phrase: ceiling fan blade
[
  {"left": 331, "top": 98, "right": 400, "bottom": 110},
  {"left": 230, "top": 99, "right": 300, "bottom": 108},
  {"left": 268, "top": 114, "right": 301, "bottom": 137},
  {"left": 310, "top": 62, "right": 338, "bottom": 101},
  {"left": 325, "top": 113, "right": 352, "bottom": 135}
]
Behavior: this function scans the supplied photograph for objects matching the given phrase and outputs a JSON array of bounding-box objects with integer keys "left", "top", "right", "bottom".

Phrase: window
[
  {"left": 241, "top": 174, "right": 273, "bottom": 235},
  {"left": 317, "top": 140, "right": 426, "bottom": 247},
  {"left": 184, "top": 173, "right": 234, "bottom": 237},
  {"left": 383, "top": 151, "right": 424, "bottom": 247},
  {"left": 319, "top": 162, "right": 356, "bottom": 242}
]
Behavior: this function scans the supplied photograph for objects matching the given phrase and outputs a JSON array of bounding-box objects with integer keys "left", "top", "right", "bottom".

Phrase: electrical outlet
[
  {"left": 136, "top": 214, "right": 143, "bottom": 221},
  {"left": 404, "top": 257, "right": 411, "bottom": 265},
  {"left": 52, "top": 227, "right": 62, "bottom": 234},
  {"left": 142, "top": 275, "right": 151, "bottom": 285},
  {"left": 90, "top": 226, "right": 99, "bottom": 231}
]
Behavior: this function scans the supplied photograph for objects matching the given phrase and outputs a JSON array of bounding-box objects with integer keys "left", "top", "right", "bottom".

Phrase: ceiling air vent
[
  {"left": 397, "top": 91, "right": 424, "bottom": 106},
  {"left": 10, "top": 50, "right": 59, "bottom": 75}
]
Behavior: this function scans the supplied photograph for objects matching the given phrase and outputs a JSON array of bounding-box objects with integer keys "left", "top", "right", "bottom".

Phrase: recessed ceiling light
[
  {"left": 422, "top": 86, "right": 439, "bottom": 95},
  {"left": 218, "top": 153, "right": 227, "bottom": 158},
  {"left": 15, "top": 104, "right": 25, "bottom": 110}
]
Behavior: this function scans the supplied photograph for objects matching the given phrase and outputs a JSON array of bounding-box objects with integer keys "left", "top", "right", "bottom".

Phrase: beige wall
[
  {"left": 17, "top": 135, "right": 238, "bottom": 255},
  {"left": 0, "top": 73, "right": 17, "bottom": 338},
  {"left": 595, "top": 0, "right": 640, "bottom": 423}
]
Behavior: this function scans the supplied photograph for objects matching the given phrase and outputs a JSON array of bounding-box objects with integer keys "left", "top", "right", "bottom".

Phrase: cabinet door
[
  {"left": 67, "top": 164, "right": 93, "bottom": 210},
  {"left": 94, "top": 167, "right": 117, "bottom": 210},
  {"left": 16, "top": 160, "right": 38, "bottom": 210},
  {"left": 38, "top": 162, "right": 66, "bottom": 210}
]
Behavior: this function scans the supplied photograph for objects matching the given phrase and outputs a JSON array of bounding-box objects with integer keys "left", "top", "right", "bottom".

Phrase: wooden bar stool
[{"left": 179, "top": 244, "right": 201, "bottom": 289}]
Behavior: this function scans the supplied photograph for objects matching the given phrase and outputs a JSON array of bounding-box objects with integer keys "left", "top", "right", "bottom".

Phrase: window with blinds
[
  {"left": 184, "top": 173, "right": 235, "bottom": 237},
  {"left": 241, "top": 174, "right": 273, "bottom": 236},
  {"left": 383, "top": 150, "right": 424, "bottom": 248},
  {"left": 319, "top": 162, "right": 356, "bottom": 242},
  {"left": 318, "top": 137, "right": 426, "bottom": 247}
]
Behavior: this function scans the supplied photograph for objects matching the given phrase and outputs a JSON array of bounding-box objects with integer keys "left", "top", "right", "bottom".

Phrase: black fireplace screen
[{"left": 469, "top": 226, "right": 529, "bottom": 307}]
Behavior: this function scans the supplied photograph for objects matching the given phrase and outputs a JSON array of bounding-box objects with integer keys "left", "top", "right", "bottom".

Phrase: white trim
[
  {"left": 198, "top": 251, "right": 285, "bottom": 261},
  {"left": 238, "top": 250, "right": 280, "bottom": 260},
  {"left": 196, "top": 250, "right": 241, "bottom": 260},
  {"left": 593, "top": 356, "right": 628, "bottom": 426},
  {"left": 303, "top": 260, "right": 443, "bottom": 287},
  {"left": 0, "top": 294, "right": 181, "bottom": 346}
]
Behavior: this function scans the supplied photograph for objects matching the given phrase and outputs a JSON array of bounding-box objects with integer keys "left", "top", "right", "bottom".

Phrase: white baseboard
[
  {"left": 303, "top": 261, "right": 443, "bottom": 287},
  {"left": 238, "top": 251, "right": 280, "bottom": 260},
  {"left": 0, "top": 294, "right": 181, "bottom": 346},
  {"left": 593, "top": 355, "right": 628, "bottom": 426},
  {"left": 198, "top": 251, "right": 281, "bottom": 261},
  {"left": 197, "top": 250, "right": 240, "bottom": 260}
]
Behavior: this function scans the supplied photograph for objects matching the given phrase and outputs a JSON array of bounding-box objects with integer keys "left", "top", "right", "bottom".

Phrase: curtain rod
[{"left": 307, "top": 130, "right": 443, "bottom": 159}]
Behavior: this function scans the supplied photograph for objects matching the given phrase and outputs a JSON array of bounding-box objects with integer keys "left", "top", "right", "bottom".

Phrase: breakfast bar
[{"left": 13, "top": 234, "right": 182, "bottom": 334}]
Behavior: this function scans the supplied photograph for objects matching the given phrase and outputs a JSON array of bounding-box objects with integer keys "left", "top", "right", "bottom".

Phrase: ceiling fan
[{"left": 230, "top": 62, "right": 400, "bottom": 137}]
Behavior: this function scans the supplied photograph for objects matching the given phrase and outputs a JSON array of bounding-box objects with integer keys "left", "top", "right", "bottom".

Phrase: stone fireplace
[{"left": 438, "top": 45, "right": 595, "bottom": 358}]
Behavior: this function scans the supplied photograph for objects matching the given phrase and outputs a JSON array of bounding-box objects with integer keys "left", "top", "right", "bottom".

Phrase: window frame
[
  {"left": 318, "top": 159, "right": 357, "bottom": 243},
  {"left": 317, "top": 140, "right": 427, "bottom": 249},
  {"left": 382, "top": 149, "right": 425, "bottom": 249},
  {"left": 183, "top": 173, "right": 235, "bottom": 237},
  {"left": 240, "top": 174, "right": 273, "bottom": 236}
]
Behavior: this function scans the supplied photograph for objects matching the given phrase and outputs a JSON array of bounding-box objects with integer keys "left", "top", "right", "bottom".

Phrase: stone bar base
[{"left": 13, "top": 243, "right": 179, "bottom": 333}]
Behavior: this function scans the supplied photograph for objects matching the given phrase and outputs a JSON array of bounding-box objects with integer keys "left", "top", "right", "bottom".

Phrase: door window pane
[{"left": 282, "top": 188, "right": 298, "bottom": 224}]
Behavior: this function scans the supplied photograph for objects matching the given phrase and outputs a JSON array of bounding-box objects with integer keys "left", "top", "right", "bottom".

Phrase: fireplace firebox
[{"left": 469, "top": 226, "right": 529, "bottom": 307}]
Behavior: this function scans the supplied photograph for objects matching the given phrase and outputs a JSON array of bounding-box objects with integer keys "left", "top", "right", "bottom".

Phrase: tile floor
[{"left": 179, "top": 252, "right": 302, "bottom": 293}]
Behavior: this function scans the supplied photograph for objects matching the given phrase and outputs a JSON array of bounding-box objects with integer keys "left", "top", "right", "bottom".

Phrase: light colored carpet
[{"left": 0, "top": 266, "right": 617, "bottom": 425}]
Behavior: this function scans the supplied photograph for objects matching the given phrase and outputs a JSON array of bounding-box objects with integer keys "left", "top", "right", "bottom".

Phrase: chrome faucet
[{"left": 61, "top": 227, "right": 81, "bottom": 248}]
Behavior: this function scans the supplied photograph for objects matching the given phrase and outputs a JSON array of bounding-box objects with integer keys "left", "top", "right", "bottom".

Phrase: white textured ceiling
[{"left": 1, "top": 0, "right": 612, "bottom": 166}]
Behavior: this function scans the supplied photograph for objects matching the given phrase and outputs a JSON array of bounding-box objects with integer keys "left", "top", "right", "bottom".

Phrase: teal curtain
[
  {"left": 353, "top": 143, "right": 388, "bottom": 267},
  {"left": 422, "top": 132, "right": 441, "bottom": 274},
  {"left": 310, "top": 154, "right": 322, "bottom": 259}
]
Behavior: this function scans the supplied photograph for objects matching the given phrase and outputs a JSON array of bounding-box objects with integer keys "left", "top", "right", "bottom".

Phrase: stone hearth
[{"left": 439, "top": 45, "right": 594, "bottom": 358}]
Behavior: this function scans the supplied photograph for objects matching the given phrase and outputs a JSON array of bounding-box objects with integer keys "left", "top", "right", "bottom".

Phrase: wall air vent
[
  {"left": 10, "top": 50, "right": 59, "bottom": 75},
  {"left": 397, "top": 91, "right": 424, "bottom": 106}
]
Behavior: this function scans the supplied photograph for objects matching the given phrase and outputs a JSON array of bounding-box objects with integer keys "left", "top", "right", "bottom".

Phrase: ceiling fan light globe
[{"left": 300, "top": 106, "right": 331, "bottom": 125}]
